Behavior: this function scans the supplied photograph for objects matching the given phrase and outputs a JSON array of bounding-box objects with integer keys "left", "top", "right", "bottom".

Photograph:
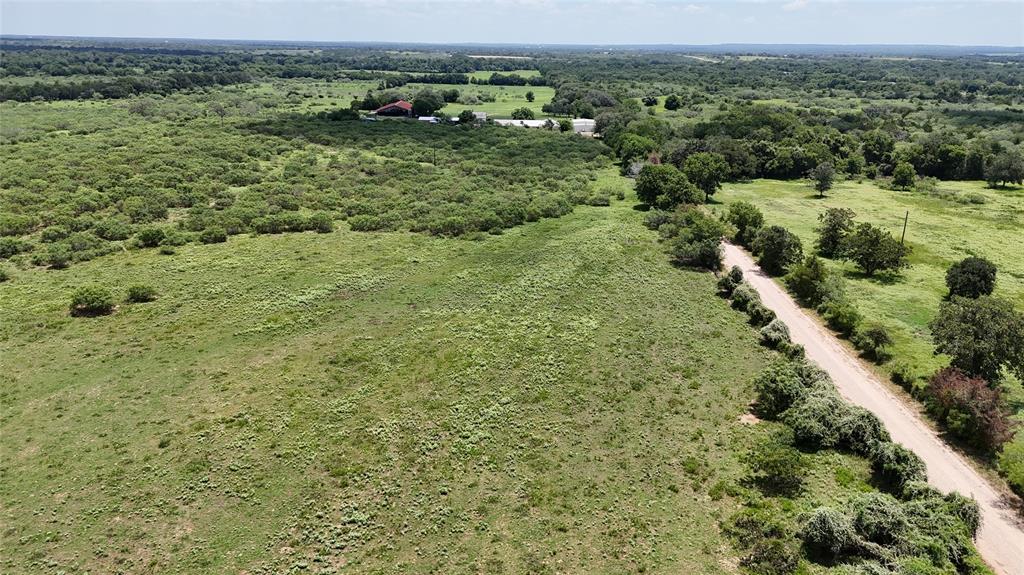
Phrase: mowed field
[
  {"left": 716, "top": 178, "right": 1024, "bottom": 412},
  {"left": 3, "top": 193, "right": 779, "bottom": 573}
]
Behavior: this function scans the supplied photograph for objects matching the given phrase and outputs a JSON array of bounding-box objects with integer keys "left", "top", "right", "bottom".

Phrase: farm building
[{"left": 373, "top": 100, "right": 413, "bottom": 116}]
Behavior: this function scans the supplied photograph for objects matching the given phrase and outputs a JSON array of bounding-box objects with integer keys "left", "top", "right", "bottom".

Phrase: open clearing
[{"left": 4, "top": 196, "right": 790, "bottom": 573}]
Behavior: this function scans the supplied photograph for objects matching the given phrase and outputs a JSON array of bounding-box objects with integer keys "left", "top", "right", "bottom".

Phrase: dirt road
[{"left": 721, "top": 243, "right": 1023, "bottom": 575}]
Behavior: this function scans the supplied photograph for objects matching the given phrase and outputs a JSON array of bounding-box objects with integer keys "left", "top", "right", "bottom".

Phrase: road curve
[{"left": 721, "top": 242, "right": 1024, "bottom": 575}]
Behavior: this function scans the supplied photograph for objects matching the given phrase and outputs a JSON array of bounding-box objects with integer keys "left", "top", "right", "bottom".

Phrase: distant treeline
[{"left": 0, "top": 71, "right": 253, "bottom": 101}]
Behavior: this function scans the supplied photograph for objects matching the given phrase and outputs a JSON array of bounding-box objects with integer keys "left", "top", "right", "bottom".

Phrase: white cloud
[
  {"left": 683, "top": 4, "right": 710, "bottom": 13},
  {"left": 782, "top": 0, "right": 809, "bottom": 11}
]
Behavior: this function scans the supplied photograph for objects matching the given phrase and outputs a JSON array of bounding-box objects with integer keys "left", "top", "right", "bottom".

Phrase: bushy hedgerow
[
  {"left": 745, "top": 431, "right": 809, "bottom": 495},
  {"left": 801, "top": 507, "right": 857, "bottom": 557},
  {"left": 819, "top": 298, "right": 862, "bottom": 337},
  {"left": 726, "top": 509, "right": 801, "bottom": 575},
  {"left": 999, "top": 436, "right": 1024, "bottom": 498},
  {"left": 760, "top": 318, "right": 791, "bottom": 349},
  {"left": 731, "top": 281, "right": 760, "bottom": 312},
  {"left": 717, "top": 265, "right": 744, "bottom": 295},
  {"left": 136, "top": 227, "right": 165, "bottom": 248},
  {"left": 126, "top": 284, "right": 157, "bottom": 303},
  {"left": 199, "top": 227, "right": 227, "bottom": 244},
  {"left": 870, "top": 441, "right": 927, "bottom": 493},
  {"left": 853, "top": 492, "right": 910, "bottom": 546},
  {"left": 70, "top": 285, "right": 115, "bottom": 316},
  {"left": 925, "top": 367, "right": 1012, "bottom": 452},
  {"left": 747, "top": 301, "right": 777, "bottom": 327},
  {"left": 658, "top": 207, "right": 727, "bottom": 271}
]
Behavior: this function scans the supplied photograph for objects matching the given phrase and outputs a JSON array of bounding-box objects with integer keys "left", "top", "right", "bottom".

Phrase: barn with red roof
[{"left": 373, "top": 100, "right": 413, "bottom": 116}]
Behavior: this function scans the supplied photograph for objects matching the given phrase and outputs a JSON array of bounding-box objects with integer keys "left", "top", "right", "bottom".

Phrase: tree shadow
[{"left": 841, "top": 269, "right": 904, "bottom": 286}]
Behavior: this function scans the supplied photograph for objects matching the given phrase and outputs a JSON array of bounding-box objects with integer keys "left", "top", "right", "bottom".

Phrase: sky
[{"left": 1, "top": 1, "right": 1022, "bottom": 46}]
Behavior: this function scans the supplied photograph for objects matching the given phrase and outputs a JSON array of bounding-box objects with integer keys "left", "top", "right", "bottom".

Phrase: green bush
[
  {"left": 136, "top": 227, "right": 166, "bottom": 248},
  {"left": 871, "top": 442, "right": 927, "bottom": 493},
  {"left": 70, "top": 285, "right": 115, "bottom": 316},
  {"left": 999, "top": 435, "right": 1024, "bottom": 497},
  {"left": 199, "top": 226, "right": 227, "bottom": 244},
  {"left": 670, "top": 237, "right": 722, "bottom": 270},
  {"left": 0, "top": 237, "right": 31, "bottom": 259},
  {"left": 818, "top": 298, "right": 862, "bottom": 337},
  {"left": 0, "top": 267, "right": 10, "bottom": 282},
  {"left": 801, "top": 507, "right": 856, "bottom": 557},
  {"left": 746, "top": 432, "right": 809, "bottom": 495},
  {"left": 759, "top": 318, "right": 791, "bottom": 349},
  {"left": 306, "top": 212, "right": 335, "bottom": 234},
  {"left": 945, "top": 257, "right": 997, "bottom": 299},
  {"left": 741, "top": 538, "right": 800, "bottom": 575},
  {"left": 784, "top": 255, "right": 829, "bottom": 307},
  {"left": 783, "top": 388, "right": 847, "bottom": 449},
  {"left": 943, "top": 492, "right": 981, "bottom": 538},
  {"left": 731, "top": 282, "right": 760, "bottom": 312},
  {"left": 754, "top": 225, "right": 803, "bottom": 276},
  {"left": 840, "top": 407, "right": 891, "bottom": 456},
  {"left": 747, "top": 301, "right": 777, "bottom": 327},
  {"left": 126, "top": 284, "right": 157, "bottom": 303},
  {"left": 851, "top": 323, "right": 893, "bottom": 363},
  {"left": 853, "top": 492, "right": 910, "bottom": 546},
  {"left": 754, "top": 361, "right": 810, "bottom": 419},
  {"left": 161, "top": 230, "right": 189, "bottom": 246}
]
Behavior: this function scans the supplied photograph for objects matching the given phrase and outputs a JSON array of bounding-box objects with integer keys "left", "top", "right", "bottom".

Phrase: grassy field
[
  {"left": 716, "top": 178, "right": 1024, "bottom": 424},
  {"left": 1, "top": 182, "right": 897, "bottom": 574},
  {"left": 468, "top": 69, "right": 541, "bottom": 80}
]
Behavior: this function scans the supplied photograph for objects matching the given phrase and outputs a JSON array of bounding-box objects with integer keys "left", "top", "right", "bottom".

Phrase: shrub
[
  {"left": 643, "top": 210, "right": 672, "bottom": 231},
  {"left": 70, "top": 285, "right": 115, "bottom": 316},
  {"left": 818, "top": 298, "right": 862, "bottom": 337},
  {"left": 307, "top": 212, "right": 334, "bottom": 234},
  {"left": 943, "top": 492, "right": 981, "bottom": 537},
  {"left": 742, "top": 538, "right": 801, "bottom": 575},
  {"left": 760, "top": 319, "right": 791, "bottom": 349},
  {"left": 162, "top": 230, "right": 188, "bottom": 246},
  {"left": 945, "top": 257, "right": 996, "bottom": 299},
  {"left": 853, "top": 492, "right": 910, "bottom": 546},
  {"left": 634, "top": 164, "right": 701, "bottom": 209},
  {"left": 889, "top": 360, "right": 919, "bottom": 390},
  {"left": 840, "top": 407, "right": 890, "bottom": 456},
  {"left": 783, "top": 388, "right": 847, "bottom": 449},
  {"left": 40, "top": 226, "right": 70, "bottom": 243},
  {"left": 871, "top": 442, "right": 927, "bottom": 492},
  {"left": 747, "top": 301, "right": 777, "bottom": 327},
  {"left": 746, "top": 432, "right": 809, "bottom": 495},
  {"left": 926, "top": 367, "right": 1012, "bottom": 452},
  {"left": 43, "top": 244, "right": 72, "bottom": 269},
  {"left": 785, "top": 256, "right": 830, "bottom": 307},
  {"left": 731, "top": 282, "right": 760, "bottom": 312},
  {"left": 136, "top": 227, "right": 165, "bottom": 248},
  {"left": 159, "top": 245, "right": 176, "bottom": 255},
  {"left": 754, "top": 361, "right": 810, "bottom": 419},
  {"left": 348, "top": 214, "right": 386, "bottom": 231},
  {"left": 199, "top": 226, "right": 227, "bottom": 244},
  {"left": 999, "top": 436, "right": 1024, "bottom": 497},
  {"left": 754, "top": 226, "right": 803, "bottom": 276},
  {"left": 802, "top": 507, "right": 856, "bottom": 557},
  {"left": 670, "top": 237, "right": 722, "bottom": 270},
  {"left": 851, "top": 323, "right": 893, "bottom": 363},
  {"left": 1, "top": 237, "right": 31, "bottom": 259},
  {"left": 0, "top": 267, "right": 9, "bottom": 282},
  {"left": 717, "top": 265, "right": 744, "bottom": 295},
  {"left": 126, "top": 284, "right": 157, "bottom": 303}
]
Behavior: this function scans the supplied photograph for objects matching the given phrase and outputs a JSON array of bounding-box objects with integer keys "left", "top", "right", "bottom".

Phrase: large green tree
[
  {"left": 985, "top": 150, "right": 1024, "bottom": 188},
  {"left": 930, "top": 296, "right": 1024, "bottom": 383},
  {"left": 634, "top": 164, "right": 701, "bottom": 209},
  {"left": 810, "top": 161, "right": 835, "bottom": 198},
  {"left": 815, "top": 207, "right": 856, "bottom": 259},
  {"left": 946, "top": 257, "right": 997, "bottom": 299},
  {"left": 683, "top": 152, "right": 729, "bottom": 202},
  {"left": 754, "top": 225, "right": 804, "bottom": 276}
]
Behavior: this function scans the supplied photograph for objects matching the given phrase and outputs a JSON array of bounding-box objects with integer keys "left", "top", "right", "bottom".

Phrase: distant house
[
  {"left": 572, "top": 119, "right": 596, "bottom": 134},
  {"left": 373, "top": 100, "right": 413, "bottom": 116}
]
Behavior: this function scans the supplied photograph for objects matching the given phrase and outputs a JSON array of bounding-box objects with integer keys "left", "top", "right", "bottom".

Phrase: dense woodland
[{"left": 2, "top": 37, "right": 1023, "bottom": 575}]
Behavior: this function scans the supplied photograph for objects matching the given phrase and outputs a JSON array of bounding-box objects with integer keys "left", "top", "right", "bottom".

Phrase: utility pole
[{"left": 900, "top": 210, "right": 909, "bottom": 246}]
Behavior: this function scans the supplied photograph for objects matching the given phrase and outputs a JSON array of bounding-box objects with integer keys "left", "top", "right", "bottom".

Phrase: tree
[
  {"left": 785, "top": 255, "right": 830, "bottom": 306},
  {"left": 558, "top": 118, "right": 572, "bottom": 132},
  {"left": 663, "top": 94, "right": 681, "bottom": 111},
  {"left": 754, "top": 225, "right": 803, "bottom": 276},
  {"left": 810, "top": 161, "right": 835, "bottom": 198},
  {"left": 746, "top": 432, "right": 809, "bottom": 495},
  {"left": 841, "top": 222, "right": 911, "bottom": 276},
  {"left": 617, "top": 133, "right": 658, "bottom": 167},
  {"left": 930, "top": 295, "right": 1024, "bottom": 382},
  {"left": 985, "top": 150, "right": 1024, "bottom": 188},
  {"left": 891, "top": 161, "right": 916, "bottom": 190},
  {"left": 724, "top": 201, "right": 763, "bottom": 248},
  {"left": 642, "top": 95, "right": 658, "bottom": 107},
  {"left": 525, "top": 90, "right": 535, "bottom": 102},
  {"left": 861, "top": 129, "right": 895, "bottom": 166},
  {"left": 683, "top": 152, "right": 729, "bottom": 202},
  {"left": 946, "top": 257, "right": 997, "bottom": 299},
  {"left": 458, "top": 109, "right": 475, "bottom": 124},
  {"left": 927, "top": 367, "right": 1011, "bottom": 451},
  {"left": 634, "top": 164, "right": 701, "bottom": 209},
  {"left": 511, "top": 107, "right": 535, "bottom": 120},
  {"left": 411, "top": 90, "right": 444, "bottom": 116},
  {"left": 815, "top": 207, "right": 856, "bottom": 258}
]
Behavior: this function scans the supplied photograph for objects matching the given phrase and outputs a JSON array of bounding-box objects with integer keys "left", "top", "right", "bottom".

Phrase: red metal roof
[{"left": 373, "top": 100, "right": 413, "bottom": 113}]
